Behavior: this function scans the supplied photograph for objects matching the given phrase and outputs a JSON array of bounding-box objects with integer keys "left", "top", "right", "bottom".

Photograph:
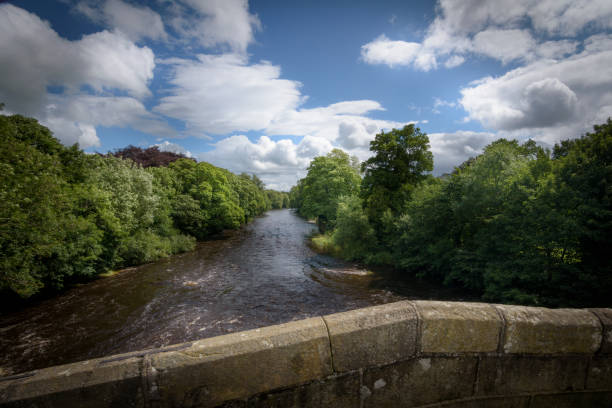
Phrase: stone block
[
  {"left": 495, "top": 305, "right": 602, "bottom": 354},
  {"left": 434, "top": 396, "right": 529, "bottom": 408},
  {"left": 0, "top": 353, "right": 144, "bottom": 407},
  {"left": 415, "top": 301, "right": 501, "bottom": 353},
  {"left": 587, "top": 357, "right": 612, "bottom": 390},
  {"left": 476, "top": 355, "right": 588, "bottom": 396},
  {"left": 322, "top": 301, "right": 417, "bottom": 372},
  {"left": 247, "top": 372, "right": 360, "bottom": 408},
  {"left": 589, "top": 308, "right": 612, "bottom": 354},
  {"left": 150, "top": 317, "right": 332, "bottom": 408},
  {"left": 530, "top": 391, "right": 612, "bottom": 408},
  {"left": 361, "top": 356, "right": 478, "bottom": 407}
]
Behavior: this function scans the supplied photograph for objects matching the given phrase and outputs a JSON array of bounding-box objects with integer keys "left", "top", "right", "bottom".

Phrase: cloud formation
[
  {"left": 75, "top": 0, "right": 167, "bottom": 42},
  {"left": 460, "top": 38, "right": 612, "bottom": 142},
  {"left": 168, "top": 0, "right": 260, "bottom": 53},
  {"left": 155, "top": 54, "right": 303, "bottom": 135},
  {"left": 199, "top": 135, "right": 334, "bottom": 191},
  {"left": 361, "top": 0, "right": 612, "bottom": 70},
  {"left": 0, "top": 4, "right": 156, "bottom": 147},
  {"left": 428, "top": 131, "right": 498, "bottom": 175}
]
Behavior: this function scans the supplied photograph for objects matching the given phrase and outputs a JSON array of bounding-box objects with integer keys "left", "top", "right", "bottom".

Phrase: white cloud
[
  {"left": 0, "top": 4, "right": 154, "bottom": 110},
  {"left": 472, "top": 29, "right": 536, "bottom": 64},
  {"left": 527, "top": 0, "right": 612, "bottom": 36},
  {"left": 196, "top": 98, "right": 413, "bottom": 190},
  {"left": 535, "top": 40, "right": 579, "bottom": 59},
  {"left": 360, "top": 0, "right": 612, "bottom": 70},
  {"left": 155, "top": 54, "right": 302, "bottom": 135},
  {"left": 75, "top": 0, "right": 167, "bottom": 42},
  {"left": 429, "top": 131, "right": 498, "bottom": 175},
  {"left": 360, "top": 35, "right": 421, "bottom": 68},
  {"left": 460, "top": 38, "right": 612, "bottom": 142},
  {"left": 199, "top": 135, "right": 334, "bottom": 191},
  {"left": 155, "top": 141, "right": 193, "bottom": 158},
  {"left": 154, "top": 53, "right": 405, "bottom": 151},
  {"left": 337, "top": 122, "right": 379, "bottom": 149},
  {"left": 43, "top": 117, "right": 101, "bottom": 148},
  {"left": 266, "top": 100, "right": 404, "bottom": 146},
  {"left": 0, "top": 4, "right": 160, "bottom": 148},
  {"left": 169, "top": 0, "right": 260, "bottom": 54},
  {"left": 444, "top": 55, "right": 465, "bottom": 68}
]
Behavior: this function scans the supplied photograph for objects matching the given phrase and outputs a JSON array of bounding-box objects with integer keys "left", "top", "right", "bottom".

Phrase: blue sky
[{"left": 1, "top": 0, "right": 611, "bottom": 189}]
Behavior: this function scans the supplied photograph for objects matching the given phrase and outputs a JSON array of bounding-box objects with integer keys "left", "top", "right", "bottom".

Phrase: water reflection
[{"left": 0, "top": 209, "right": 476, "bottom": 375}]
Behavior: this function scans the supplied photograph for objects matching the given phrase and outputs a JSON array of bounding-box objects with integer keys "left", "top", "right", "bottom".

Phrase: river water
[{"left": 0, "top": 209, "right": 476, "bottom": 375}]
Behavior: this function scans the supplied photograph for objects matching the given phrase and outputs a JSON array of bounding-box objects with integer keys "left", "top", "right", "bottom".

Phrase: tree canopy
[
  {"left": 0, "top": 114, "right": 286, "bottom": 301},
  {"left": 292, "top": 120, "right": 612, "bottom": 307},
  {"left": 360, "top": 124, "right": 433, "bottom": 223},
  {"left": 110, "top": 145, "right": 195, "bottom": 167},
  {"left": 293, "top": 148, "right": 361, "bottom": 230}
]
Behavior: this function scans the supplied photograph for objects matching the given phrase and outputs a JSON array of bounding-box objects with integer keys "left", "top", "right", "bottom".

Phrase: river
[{"left": 0, "top": 209, "right": 476, "bottom": 375}]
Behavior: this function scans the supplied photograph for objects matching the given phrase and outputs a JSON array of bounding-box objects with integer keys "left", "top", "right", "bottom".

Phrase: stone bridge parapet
[{"left": 1, "top": 301, "right": 611, "bottom": 407}]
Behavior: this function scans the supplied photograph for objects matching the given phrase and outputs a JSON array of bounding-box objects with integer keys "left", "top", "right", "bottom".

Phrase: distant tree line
[
  {"left": 0, "top": 114, "right": 288, "bottom": 300},
  {"left": 290, "top": 121, "right": 611, "bottom": 307}
]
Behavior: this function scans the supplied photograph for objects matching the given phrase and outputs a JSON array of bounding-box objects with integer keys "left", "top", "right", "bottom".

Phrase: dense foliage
[
  {"left": 289, "top": 149, "right": 360, "bottom": 231},
  {"left": 111, "top": 145, "right": 195, "bottom": 167},
  {"left": 292, "top": 121, "right": 611, "bottom": 307},
  {"left": 0, "top": 114, "right": 286, "bottom": 300}
]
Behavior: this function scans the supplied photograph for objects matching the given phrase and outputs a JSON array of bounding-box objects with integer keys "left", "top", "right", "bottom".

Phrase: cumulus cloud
[
  {"left": 155, "top": 54, "right": 302, "bottom": 136},
  {"left": 361, "top": 0, "right": 612, "bottom": 70},
  {"left": 527, "top": 0, "right": 612, "bottom": 36},
  {"left": 460, "top": 38, "right": 612, "bottom": 142},
  {"left": 0, "top": 4, "right": 160, "bottom": 148},
  {"left": 75, "top": 0, "right": 167, "bottom": 42},
  {"left": 444, "top": 55, "right": 465, "bottom": 68},
  {"left": 0, "top": 5, "right": 154, "bottom": 112},
  {"left": 535, "top": 40, "right": 579, "bottom": 59},
  {"left": 154, "top": 55, "right": 405, "bottom": 148},
  {"left": 360, "top": 35, "right": 421, "bottom": 67},
  {"left": 199, "top": 135, "right": 334, "bottom": 191},
  {"left": 43, "top": 117, "right": 101, "bottom": 148},
  {"left": 337, "top": 122, "right": 379, "bottom": 149},
  {"left": 168, "top": 0, "right": 260, "bottom": 54},
  {"left": 195, "top": 98, "right": 415, "bottom": 190},
  {"left": 471, "top": 29, "right": 536, "bottom": 64},
  {"left": 428, "top": 131, "right": 498, "bottom": 175},
  {"left": 266, "top": 100, "right": 404, "bottom": 147},
  {"left": 194, "top": 99, "right": 413, "bottom": 190}
]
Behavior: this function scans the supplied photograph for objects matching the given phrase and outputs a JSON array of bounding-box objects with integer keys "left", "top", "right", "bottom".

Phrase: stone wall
[{"left": 1, "top": 301, "right": 611, "bottom": 407}]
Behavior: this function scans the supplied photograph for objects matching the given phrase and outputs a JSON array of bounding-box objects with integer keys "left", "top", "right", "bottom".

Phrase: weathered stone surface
[
  {"left": 476, "top": 356, "right": 589, "bottom": 396},
  {"left": 587, "top": 357, "right": 612, "bottom": 390},
  {"left": 0, "top": 353, "right": 143, "bottom": 407},
  {"left": 432, "top": 395, "right": 529, "bottom": 408},
  {"left": 150, "top": 317, "right": 332, "bottom": 408},
  {"left": 247, "top": 372, "right": 360, "bottom": 408},
  {"left": 361, "top": 356, "right": 478, "bottom": 407},
  {"left": 495, "top": 305, "right": 602, "bottom": 354},
  {"left": 589, "top": 308, "right": 612, "bottom": 354},
  {"left": 530, "top": 391, "right": 612, "bottom": 408},
  {"left": 416, "top": 301, "right": 501, "bottom": 353},
  {"left": 322, "top": 301, "right": 417, "bottom": 372}
]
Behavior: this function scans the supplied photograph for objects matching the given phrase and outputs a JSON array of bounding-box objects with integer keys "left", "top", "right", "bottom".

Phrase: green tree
[
  {"left": 0, "top": 115, "right": 102, "bottom": 297},
  {"left": 331, "top": 195, "right": 377, "bottom": 261},
  {"left": 360, "top": 124, "right": 433, "bottom": 227},
  {"left": 298, "top": 149, "right": 361, "bottom": 230}
]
